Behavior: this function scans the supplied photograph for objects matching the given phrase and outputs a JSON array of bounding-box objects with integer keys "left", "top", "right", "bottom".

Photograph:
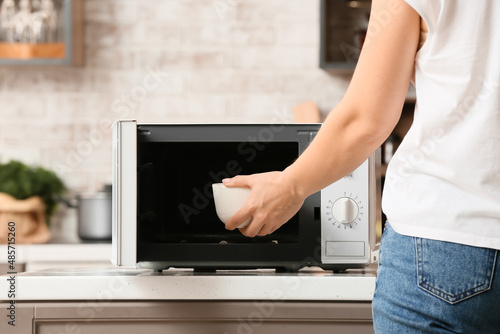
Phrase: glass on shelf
[{"left": 0, "top": 0, "right": 64, "bottom": 59}]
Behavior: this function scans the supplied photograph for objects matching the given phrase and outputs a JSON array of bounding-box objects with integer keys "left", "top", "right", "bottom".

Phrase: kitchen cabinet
[
  {"left": 320, "top": 0, "right": 371, "bottom": 69},
  {"left": 0, "top": 267, "right": 376, "bottom": 333},
  {"left": 2, "top": 301, "right": 374, "bottom": 334},
  {"left": 0, "top": 0, "right": 84, "bottom": 66}
]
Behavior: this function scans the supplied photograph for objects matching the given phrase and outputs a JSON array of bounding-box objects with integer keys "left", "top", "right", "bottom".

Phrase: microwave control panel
[{"left": 320, "top": 159, "right": 371, "bottom": 265}]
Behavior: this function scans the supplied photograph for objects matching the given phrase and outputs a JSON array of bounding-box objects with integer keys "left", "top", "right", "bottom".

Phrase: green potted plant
[{"left": 0, "top": 160, "right": 66, "bottom": 243}]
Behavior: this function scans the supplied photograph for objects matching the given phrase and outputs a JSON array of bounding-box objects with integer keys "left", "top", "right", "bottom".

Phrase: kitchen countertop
[
  {"left": 0, "top": 266, "right": 377, "bottom": 302},
  {"left": 0, "top": 242, "right": 111, "bottom": 263}
]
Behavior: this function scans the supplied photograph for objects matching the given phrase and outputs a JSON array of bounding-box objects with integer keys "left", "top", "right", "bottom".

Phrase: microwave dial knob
[{"left": 332, "top": 197, "right": 359, "bottom": 225}]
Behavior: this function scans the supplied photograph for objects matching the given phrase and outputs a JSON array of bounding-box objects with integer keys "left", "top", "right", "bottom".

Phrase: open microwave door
[{"left": 111, "top": 120, "right": 138, "bottom": 267}]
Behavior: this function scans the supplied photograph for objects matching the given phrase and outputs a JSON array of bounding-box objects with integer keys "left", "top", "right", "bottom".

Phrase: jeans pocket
[{"left": 415, "top": 238, "right": 497, "bottom": 304}]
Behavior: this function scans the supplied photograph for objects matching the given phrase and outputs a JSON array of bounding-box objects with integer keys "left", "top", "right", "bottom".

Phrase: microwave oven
[{"left": 112, "top": 120, "right": 381, "bottom": 272}]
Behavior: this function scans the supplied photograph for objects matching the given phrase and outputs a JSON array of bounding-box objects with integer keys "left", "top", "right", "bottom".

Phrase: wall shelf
[{"left": 0, "top": 42, "right": 65, "bottom": 58}]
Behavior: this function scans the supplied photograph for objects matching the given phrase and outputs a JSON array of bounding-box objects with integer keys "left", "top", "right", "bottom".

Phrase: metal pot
[{"left": 76, "top": 185, "right": 112, "bottom": 241}]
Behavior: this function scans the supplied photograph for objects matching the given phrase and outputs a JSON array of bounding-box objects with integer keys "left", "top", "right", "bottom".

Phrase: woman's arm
[{"left": 224, "top": 0, "right": 421, "bottom": 237}]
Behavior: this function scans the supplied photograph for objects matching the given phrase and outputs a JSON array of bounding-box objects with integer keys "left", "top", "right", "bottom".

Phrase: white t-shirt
[{"left": 382, "top": 0, "right": 500, "bottom": 250}]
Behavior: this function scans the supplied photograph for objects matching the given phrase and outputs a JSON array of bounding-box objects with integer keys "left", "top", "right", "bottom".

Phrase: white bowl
[{"left": 212, "top": 183, "right": 252, "bottom": 228}]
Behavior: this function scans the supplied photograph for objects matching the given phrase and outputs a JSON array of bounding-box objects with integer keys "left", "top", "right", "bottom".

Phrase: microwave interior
[{"left": 137, "top": 141, "right": 300, "bottom": 245}]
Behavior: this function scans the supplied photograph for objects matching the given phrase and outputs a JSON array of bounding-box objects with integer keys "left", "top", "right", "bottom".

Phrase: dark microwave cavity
[{"left": 137, "top": 141, "right": 299, "bottom": 245}]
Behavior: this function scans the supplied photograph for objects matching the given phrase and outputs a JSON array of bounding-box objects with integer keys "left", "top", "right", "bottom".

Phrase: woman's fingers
[
  {"left": 221, "top": 175, "right": 253, "bottom": 230},
  {"left": 224, "top": 203, "right": 253, "bottom": 231},
  {"left": 222, "top": 174, "right": 252, "bottom": 188},
  {"left": 221, "top": 171, "right": 305, "bottom": 237}
]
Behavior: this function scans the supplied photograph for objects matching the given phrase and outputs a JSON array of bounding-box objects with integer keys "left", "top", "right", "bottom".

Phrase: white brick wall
[{"left": 0, "top": 0, "right": 353, "bottom": 238}]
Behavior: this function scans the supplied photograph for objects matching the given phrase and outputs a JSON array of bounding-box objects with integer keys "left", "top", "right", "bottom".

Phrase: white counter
[
  {"left": 0, "top": 243, "right": 111, "bottom": 263},
  {"left": 0, "top": 243, "right": 113, "bottom": 272},
  {"left": 1, "top": 267, "right": 376, "bottom": 302}
]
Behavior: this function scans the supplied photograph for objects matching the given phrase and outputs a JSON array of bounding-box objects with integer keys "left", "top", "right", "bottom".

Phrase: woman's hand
[{"left": 223, "top": 171, "right": 306, "bottom": 237}]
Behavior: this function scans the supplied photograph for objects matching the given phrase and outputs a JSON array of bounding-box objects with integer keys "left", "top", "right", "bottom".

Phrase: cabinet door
[
  {"left": 1, "top": 301, "right": 374, "bottom": 334},
  {"left": 35, "top": 320, "right": 373, "bottom": 334},
  {"left": 320, "top": 0, "right": 371, "bottom": 69}
]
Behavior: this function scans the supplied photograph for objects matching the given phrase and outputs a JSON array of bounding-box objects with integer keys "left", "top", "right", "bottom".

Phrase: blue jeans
[{"left": 373, "top": 223, "right": 500, "bottom": 333}]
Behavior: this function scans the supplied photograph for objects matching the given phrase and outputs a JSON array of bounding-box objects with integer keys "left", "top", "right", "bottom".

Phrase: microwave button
[{"left": 325, "top": 241, "right": 365, "bottom": 257}]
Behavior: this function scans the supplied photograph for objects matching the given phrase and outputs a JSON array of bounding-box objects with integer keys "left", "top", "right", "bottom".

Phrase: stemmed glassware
[{"left": 0, "top": 0, "right": 58, "bottom": 43}]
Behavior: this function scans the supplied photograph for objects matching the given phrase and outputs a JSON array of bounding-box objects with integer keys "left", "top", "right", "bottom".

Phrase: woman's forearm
[
  {"left": 224, "top": 0, "right": 420, "bottom": 237},
  {"left": 283, "top": 102, "right": 389, "bottom": 200},
  {"left": 284, "top": 0, "right": 420, "bottom": 200}
]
